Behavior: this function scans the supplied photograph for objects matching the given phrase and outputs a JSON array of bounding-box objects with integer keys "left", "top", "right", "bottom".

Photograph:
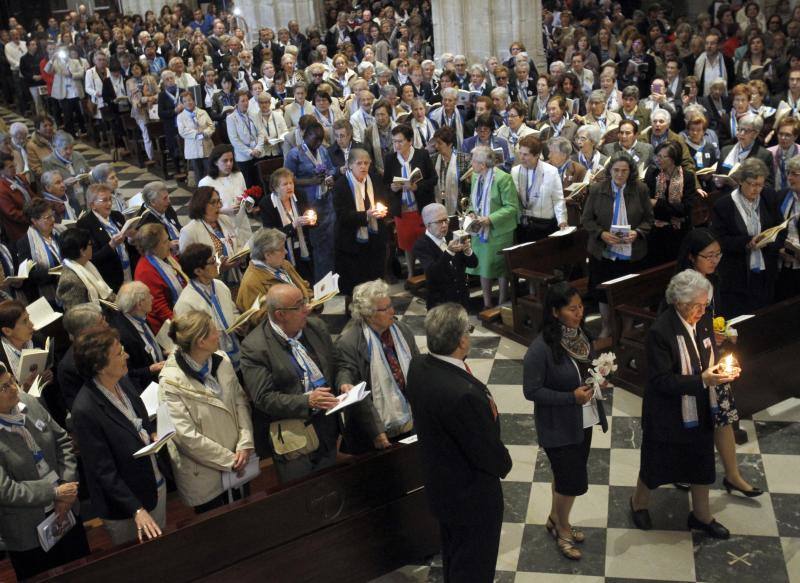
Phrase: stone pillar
[
  {"left": 236, "top": 0, "right": 321, "bottom": 38},
  {"left": 432, "top": 0, "right": 545, "bottom": 73}
]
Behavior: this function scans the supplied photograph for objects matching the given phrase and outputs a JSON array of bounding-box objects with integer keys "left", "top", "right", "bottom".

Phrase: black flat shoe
[
  {"left": 687, "top": 512, "right": 730, "bottom": 539},
  {"left": 630, "top": 497, "right": 652, "bottom": 530},
  {"left": 673, "top": 482, "right": 690, "bottom": 491},
  {"left": 723, "top": 477, "right": 764, "bottom": 498}
]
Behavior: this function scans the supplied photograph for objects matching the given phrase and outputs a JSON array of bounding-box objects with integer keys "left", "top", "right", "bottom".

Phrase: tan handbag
[{"left": 269, "top": 418, "right": 319, "bottom": 460}]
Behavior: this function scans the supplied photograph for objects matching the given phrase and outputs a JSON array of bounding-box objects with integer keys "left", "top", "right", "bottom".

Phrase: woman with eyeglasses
[
  {"left": 0, "top": 360, "right": 89, "bottom": 581},
  {"left": 335, "top": 279, "right": 419, "bottom": 454},
  {"left": 0, "top": 300, "right": 54, "bottom": 397},
  {"left": 711, "top": 158, "right": 783, "bottom": 316},
  {"left": 71, "top": 327, "right": 167, "bottom": 546},
  {"left": 17, "top": 199, "right": 61, "bottom": 306},
  {"left": 631, "top": 269, "right": 738, "bottom": 540},
  {"left": 56, "top": 227, "right": 116, "bottom": 311},
  {"left": 670, "top": 228, "right": 763, "bottom": 497}
]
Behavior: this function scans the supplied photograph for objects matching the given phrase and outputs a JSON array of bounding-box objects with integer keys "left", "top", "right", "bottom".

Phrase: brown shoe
[{"left": 144, "top": 160, "right": 156, "bottom": 167}]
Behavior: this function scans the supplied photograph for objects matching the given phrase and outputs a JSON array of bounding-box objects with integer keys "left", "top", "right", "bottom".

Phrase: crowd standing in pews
[{"left": 0, "top": 0, "right": 798, "bottom": 579}]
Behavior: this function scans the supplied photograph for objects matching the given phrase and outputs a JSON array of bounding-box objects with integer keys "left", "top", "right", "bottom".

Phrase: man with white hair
[
  {"left": 349, "top": 89, "right": 376, "bottom": 143},
  {"left": 639, "top": 109, "right": 696, "bottom": 171},
  {"left": 453, "top": 54, "right": 469, "bottom": 89},
  {"left": 84, "top": 51, "right": 109, "bottom": 121},
  {"left": 8, "top": 123, "right": 30, "bottom": 178},
  {"left": 429, "top": 87, "right": 465, "bottom": 147},
  {"left": 549, "top": 60, "right": 566, "bottom": 85},
  {"left": 413, "top": 203, "right": 477, "bottom": 309}
]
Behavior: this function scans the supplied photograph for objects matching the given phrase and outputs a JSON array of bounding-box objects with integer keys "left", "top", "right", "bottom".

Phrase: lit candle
[
  {"left": 720, "top": 354, "right": 737, "bottom": 375},
  {"left": 305, "top": 210, "right": 317, "bottom": 225},
  {"left": 374, "top": 202, "right": 387, "bottom": 214}
]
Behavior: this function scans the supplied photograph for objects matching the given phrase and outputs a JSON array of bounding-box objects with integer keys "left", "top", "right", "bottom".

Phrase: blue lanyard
[
  {"left": 146, "top": 254, "right": 182, "bottom": 303},
  {"left": 190, "top": 281, "right": 239, "bottom": 360},
  {"left": 238, "top": 111, "right": 256, "bottom": 142},
  {"left": 525, "top": 168, "right": 538, "bottom": 205},
  {"left": 612, "top": 183, "right": 624, "bottom": 224},
  {"left": 34, "top": 229, "right": 60, "bottom": 267},
  {"left": 131, "top": 315, "right": 162, "bottom": 361},
  {"left": 146, "top": 206, "right": 179, "bottom": 240}
]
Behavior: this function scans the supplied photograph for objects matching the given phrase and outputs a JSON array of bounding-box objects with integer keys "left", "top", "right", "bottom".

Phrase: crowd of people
[{"left": 0, "top": 0, "right": 797, "bottom": 580}]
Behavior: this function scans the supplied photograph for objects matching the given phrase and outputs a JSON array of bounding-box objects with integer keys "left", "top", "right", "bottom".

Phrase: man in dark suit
[
  {"left": 327, "top": 119, "right": 366, "bottom": 178},
  {"left": 406, "top": 303, "right": 512, "bottom": 582},
  {"left": 414, "top": 203, "right": 477, "bottom": 309}
]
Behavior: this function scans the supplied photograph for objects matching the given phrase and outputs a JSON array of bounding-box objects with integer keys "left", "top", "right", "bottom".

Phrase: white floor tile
[
  {"left": 496, "top": 337, "right": 530, "bottom": 360},
  {"left": 492, "top": 384, "right": 533, "bottom": 415},
  {"left": 514, "top": 574, "right": 604, "bottom": 583},
  {"left": 735, "top": 419, "right": 761, "bottom": 455},
  {"left": 467, "top": 358, "right": 495, "bottom": 384},
  {"left": 604, "top": 528, "right": 695, "bottom": 581},
  {"left": 608, "top": 447, "right": 642, "bottom": 487},
  {"left": 762, "top": 454, "right": 800, "bottom": 494},
  {"left": 497, "top": 522, "right": 524, "bottom": 572},
  {"left": 525, "top": 482, "right": 609, "bottom": 529},
  {"left": 504, "top": 445, "right": 537, "bottom": 482},
  {"left": 590, "top": 416, "right": 612, "bottom": 449},
  {"left": 608, "top": 387, "right": 642, "bottom": 417},
  {"left": 782, "top": 537, "right": 800, "bottom": 583},
  {"left": 708, "top": 490, "right": 778, "bottom": 536},
  {"left": 752, "top": 398, "right": 800, "bottom": 423}
]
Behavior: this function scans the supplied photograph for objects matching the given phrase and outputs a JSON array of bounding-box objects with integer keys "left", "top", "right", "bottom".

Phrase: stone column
[
  {"left": 432, "top": 0, "right": 545, "bottom": 73},
  {"left": 236, "top": 0, "right": 321, "bottom": 38}
]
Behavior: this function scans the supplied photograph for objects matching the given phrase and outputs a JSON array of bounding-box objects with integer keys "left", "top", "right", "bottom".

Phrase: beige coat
[{"left": 159, "top": 352, "right": 254, "bottom": 507}]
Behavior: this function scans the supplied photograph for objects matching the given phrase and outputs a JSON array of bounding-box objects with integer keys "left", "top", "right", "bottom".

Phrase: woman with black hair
[
  {"left": 672, "top": 228, "right": 763, "bottom": 497},
  {"left": 522, "top": 282, "right": 608, "bottom": 561},
  {"left": 56, "top": 227, "right": 115, "bottom": 310},
  {"left": 211, "top": 72, "right": 238, "bottom": 122}
]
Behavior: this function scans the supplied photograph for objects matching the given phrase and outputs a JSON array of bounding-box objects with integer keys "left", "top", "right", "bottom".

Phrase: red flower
[{"left": 242, "top": 185, "right": 263, "bottom": 201}]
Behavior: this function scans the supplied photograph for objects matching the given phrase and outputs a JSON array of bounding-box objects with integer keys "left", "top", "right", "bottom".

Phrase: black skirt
[
  {"left": 336, "top": 236, "right": 387, "bottom": 295},
  {"left": 544, "top": 427, "right": 593, "bottom": 496},
  {"left": 639, "top": 438, "right": 715, "bottom": 489}
]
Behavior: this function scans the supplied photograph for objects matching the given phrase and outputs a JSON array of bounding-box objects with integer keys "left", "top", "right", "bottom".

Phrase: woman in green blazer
[{"left": 466, "top": 145, "right": 521, "bottom": 309}]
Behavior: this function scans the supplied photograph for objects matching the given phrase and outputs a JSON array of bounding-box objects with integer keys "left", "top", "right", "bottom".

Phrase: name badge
[
  {"left": 34, "top": 419, "right": 46, "bottom": 432},
  {"left": 703, "top": 337, "right": 712, "bottom": 349}
]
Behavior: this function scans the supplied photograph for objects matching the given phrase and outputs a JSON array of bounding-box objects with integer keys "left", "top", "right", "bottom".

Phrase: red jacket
[
  {"left": 134, "top": 255, "right": 184, "bottom": 334},
  {"left": 0, "top": 175, "right": 39, "bottom": 242}
]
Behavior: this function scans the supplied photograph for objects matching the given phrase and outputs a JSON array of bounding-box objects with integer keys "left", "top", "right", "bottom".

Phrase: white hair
[{"left": 665, "top": 269, "right": 712, "bottom": 306}]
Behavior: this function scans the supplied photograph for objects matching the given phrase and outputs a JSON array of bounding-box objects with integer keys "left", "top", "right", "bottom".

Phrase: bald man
[{"left": 240, "top": 284, "right": 340, "bottom": 482}]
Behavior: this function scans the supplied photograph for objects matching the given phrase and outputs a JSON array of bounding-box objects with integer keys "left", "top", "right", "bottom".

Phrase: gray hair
[
  {"left": 651, "top": 108, "right": 671, "bottom": 123},
  {"left": 86, "top": 182, "right": 112, "bottom": 206},
  {"left": 116, "top": 281, "right": 152, "bottom": 313},
  {"left": 421, "top": 202, "right": 447, "bottom": 225},
  {"left": 425, "top": 303, "right": 470, "bottom": 355},
  {"left": 40, "top": 169, "right": 63, "bottom": 191},
  {"left": 357, "top": 61, "right": 374, "bottom": 75},
  {"left": 588, "top": 89, "right": 607, "bottom": 104},
  {"left": 250, "top": 228, "right": 286, "bottom": 261},
  {"left": 350, "top": 279, "right": 390, "bottom": 324},
  {"left": 683, "top": 104, "right": 707, "bottom": 120},
  {"left": 548, "top": 136, "right": 573, "bottom": 156},
  {"left": 665, "top": 269, "right": 712, "bottom": 306},
  {"left": 738, "top": 113, "right": 764, "bottom": 132},
  {"left": 734, "top": 157, "right": 770, "bottom": 182},
  {"left": 471, "top": 145, "right": 496, "bottom": 168},
  {"left": 490, "top": 86, "right": 508, "bottom": 100},
  {"left": 53, "top": 130, "right": 73, "bottom": 149},
  {"left": 9, "top": 122, "right": 27, "bottom": 138},
  {"left": 160, "top": 69, "right": 175, "bottom": 82},
  {"left": 576, "top": 124, "right": 601, "bottom": 145},
  {"left": 468, "top": 64, "right": 485, "bottom": 76},
  {"left": 549, "top": 60, "right": 566, "bottom": 73},
  {"left": 441, "top": 87, "right": 458, "bottom": 100},
  {"left": 63, "top": 303, "right": 103, "bottom": 339},
  {"left": 787, "top": 155, "right": 800, "bottom": 175},
  {"left": 91, "top": 162, "right": 115, "bottom": 183},
  {"left": 379, "top": 84, "right": 397, "bottom": 99},
  {"left": 141, "top": 181, "right": 168, "bottom": 204}
]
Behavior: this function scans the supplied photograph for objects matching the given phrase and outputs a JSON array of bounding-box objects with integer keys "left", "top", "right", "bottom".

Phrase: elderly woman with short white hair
[
  {"left": 574, "top": 124, "right": 608, "bottom": 176},
  {"left": 113, "top": 281, "right": 166, "bottom": 390},
  {"left": 91, "top": 162, "right": 127, "bottom": 214},
  {"left": 466, "top": 145, "right": 521, "bottom": 308},
  {"left": 716, "top": 113, "right": 774, "bottom": 190},
  {"left": 631, "top": 269, "right": 739, "bottom": 539},
  {"left": 335, "top": 279, "right": 419, "bottom": 453},
  {"left": 42, "top": 131, "right": 91, "bottom": 205}
]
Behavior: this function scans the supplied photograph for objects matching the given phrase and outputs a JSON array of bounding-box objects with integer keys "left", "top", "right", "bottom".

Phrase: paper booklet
[
  {"left": 549, "top": 226, "right": 578, "bottom": 237},
  {"left": 140, "top": 381, "right": 160, "bottom": 419},
  {"left": 155, "top": 319, "right": 176, "bottom": 354},
  {"left": 4, "top": 259, "right": 35, "bottom": 285},
  {"left": 695, "top": 163, "right": 717, "bottom": 176},
  {"left": 133, "top": 402, "right": 175, "bottom": 458},
  {"left": 26, "top": 298, "right": 62, "bottom": 331},
  {"left": 225, "top": 294, "right": 265, "bottom": 335},
  {"left": 26, "top": 340, "right": 54, "bottom": 398},
  {"left": 713, "top": 162, "right": 741, "bottom": 186},
  {"left": 391, "top": 167, "right": 423, "bottom": 185},
  {"left": 221, "top": 454, "right": 261, "bottom": 491},
  {"left": 565, "top": 182, "right": 587, "bottom": 199},
  {"left": 127, "top": 191, "right": 145, "bottom": 210},
  {"left": 37, "top": 510, "right": 76, "bottom": 552},
  {"left": 119, "top": 215, "right": 142, "bottom": 236},
  {"left": 99, "top": 298, "right": 120, "bottom": 311},
  {"left": 310, "top": 272, "right": 340, "bottom": 307},
  {"left": 227, "top": 246, "right": 251, "bottom": 262},
  {"left": 48, "top": 264, "right": 62, "bottom": 275},
  {"left": 326, "top": 381, "right": 370, "bottom": 415},
  {"left": 754, "top": 214, "right": 796, "bottom": 249},
  {"left": 398, "top": 434, "right": 418, "bottom": 445},
  {"left": 268, "top": 131, "right": 289, "bottom": 146}
]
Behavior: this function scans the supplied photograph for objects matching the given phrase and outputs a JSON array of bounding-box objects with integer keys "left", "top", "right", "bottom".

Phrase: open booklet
[
  {"left": 310, "top": 272, "right": 340, "bottom": 307},
  {"left": 140, "top": 381, "right": 160, "bottom": 419},
  {"left": 221, "top": 454, "right": 261, "bottom": 491},
  {"left": 127, "top": 191, "right": 144, "bottom": 212},
  {"left": 133, "top": 402, "right": 175, "bottom": 458},
  {"left": 227, "top": 246, "right": 251, "bottom": 263},
  {"left": 26, "top": 297, "right": 63, "bottom": 331},
  {"left": 695, "top": 162, "right": 717, "bottom": 177},
  {"left": 268, "top": 131, "right": 289, "bottom": 146},
  {"left": 119, "top": 215, "right": 142, "bottom": 236},
  {"left": 391, "top": 167, "right": 423, "bottom": 185},
  {"left": 754, "top": 214, "right": 796, "bottom": 249},
  {"left": 225, "top": 294, "right": 265, "bottom": 335},
  {"left": 549, "top": 226, "right": 578, "bottom": 237},
  {"left": 4, "top": 259, "right": 35, "bottom": 285},
  {"left": 713, "top": 162, "right": 741, "bottom": 186},
  {"left": 326, "top": 381, "right": 370, "bottom": 416}
]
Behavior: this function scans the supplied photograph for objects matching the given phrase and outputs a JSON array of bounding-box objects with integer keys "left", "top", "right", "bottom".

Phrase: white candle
[{"left": 305, "top": 210, "right": 317, "bottom": 225}]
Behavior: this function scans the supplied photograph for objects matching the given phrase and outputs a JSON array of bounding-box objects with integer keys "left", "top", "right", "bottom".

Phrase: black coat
[
  {"left": 413, "top": 233, "right": 477, "bottom": 309},
  {"left": 15, "top": 232, "right": 60, "bottom": 303},
  {"left": 718, "top": 143, "right": 775, "bottom": 190},
  {"left": 71, "top": 377, "right": 167, "bottom": 520},
  {"left": 406, "top": 354, "right": 511, "bottom": 525},
  {"left": 258, "top": 189, "right": 314, "bottom": 236},
  {"left": 109, "top": 311, "right": 159, "bottom": 392},
  {"left": 332, "top": 171, "right": 389, "bottom": 255},
  {"left": 327, "top": 140, "right": 366, "bottom": 178},
  {"left": 381, "top": 148, "right": 437, "bottom": 217},
  {"left": 642, "top": 307, "right": 715, "bottom": 444},
  {"left": 76, "top": 211, "right": 139, "bottom": 292},
  {"left": 137, "top": 205, "right": 183, "bottom": 240},
  {"left": 698, "top": 95, "right": 731, "bottom": 134},
  {"left": 57, "top": 346, "right": 88, "bottom": 411}
]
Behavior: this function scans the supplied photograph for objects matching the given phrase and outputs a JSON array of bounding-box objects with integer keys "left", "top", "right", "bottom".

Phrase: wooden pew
[
  {"left": 597, "top": 262, "right": 676, "bottom": 390},
  {"left": 34, "top": 443, "right": 439, "bottom": 583},
  {"left": 496, "top": 229, "right": 589, "bottom": 343}
]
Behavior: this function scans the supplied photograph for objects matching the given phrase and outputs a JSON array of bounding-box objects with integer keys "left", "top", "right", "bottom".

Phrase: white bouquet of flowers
[{"left": 584, "top": 352, "right": 617, "bottom": 400}]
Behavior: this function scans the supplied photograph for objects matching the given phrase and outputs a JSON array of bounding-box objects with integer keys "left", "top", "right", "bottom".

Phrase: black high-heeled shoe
[{"left": 723, "top": 477, "right": 764, "bottom": 498}]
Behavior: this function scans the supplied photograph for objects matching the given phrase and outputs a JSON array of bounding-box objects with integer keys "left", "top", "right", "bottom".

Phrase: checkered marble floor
[{"left": 6, "top": 108, "right": 799, "bottom": 583}]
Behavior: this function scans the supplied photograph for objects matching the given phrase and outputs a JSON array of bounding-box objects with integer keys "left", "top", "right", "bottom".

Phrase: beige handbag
[{"left": 269, "top": 418, "right": 319, "bottom": 460}]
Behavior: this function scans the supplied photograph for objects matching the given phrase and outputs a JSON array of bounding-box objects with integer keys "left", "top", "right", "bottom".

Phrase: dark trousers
[
  {"left": 440, "top": 514, "right": 503, "bottom": 583},
  {"left": 775, "top": 266, "right": 800, "bottom": 302},
  {"left": 189, "top": 157, "right": 209, "bottom": 182},
  {"left": 60, "top": 97, "right": 86, "bottom": 135},
  {"left": 518, "top": 216, "right": 558, "bottom": 243},
  {"left": 238, "top": 158, "right": 258, "bottom": 188},
  {"left": 194, "top": 483, "right": 250, "bottom": 514},
  {"left": 8, "top": 517, "right": 90, "bottom": 581}
]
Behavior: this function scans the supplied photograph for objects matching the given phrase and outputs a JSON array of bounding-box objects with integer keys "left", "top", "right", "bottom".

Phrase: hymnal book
[
  {"left": 695, "top": 163, "right": 717, "bottom": 176},
  {"left": 37, "top": 511, "right": 76, "bottom": 552},
  {"left": 227, "top": 246, "right": 251, "bottom": 262},
  {"left": 48, "top": 264, "right": 62, "bottom": 276},
  {"left": 127, "top": 192, "right": 144, "bottom": 210},
  {"left": 391, "top": 167, "right": 423, "bottom": 185},
  {"left": 26, "top": 298, "right": 62, "bottom": 331},
  {"left": 17, "top": 338, "right": 51, "bottom": 386},
  {"left": 4, "top": 259, "right": 35, "bottom": 285},
  {"left": 754, "top": 214, "right": 796, "bottom": 249},
  {"left": 119, "top": 216, "right": 141, "bottom": 236},
  {"left": 140, "top": 382, "right": 160, "bottom": 419},
  {"left": 155, "top": 319, "right": 175, "bottom": 354},
  {"left": 221, "top": 455, "right": 261, "bottom": 491},
  {"left": 268, "top": 131, "right": 289, "bottom": 146},
  {"left": 565, "top": 182, "right": 587, "bottom": 199},
  {"left": 225, "top": 294, "right": 265, "bottom": 335},
  {"left": 549, "top": 226, "right": 578, "bottom": 237},
  {"left": 326, "top": 381, "right": 370, "bottom": 415},
  {"left": 713, "top": 162, "right": 741, "bottom": 186},
  {"left": 398, "top": 434, "right": 418, "bottom": 445},
  {"left": 133, "top": 402, "right": 175, "bottom": 458},
  {"left": 27, "top": 373, "right": 52, "bottom": 398},
  {"left": 311, "top": 272, "right": 340, "bottom": 306}
]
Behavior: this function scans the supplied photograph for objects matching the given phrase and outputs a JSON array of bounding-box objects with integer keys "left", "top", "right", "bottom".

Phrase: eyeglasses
[
  {"left": 429, "top": 218, "right": 448, "bottom": 225},
  {"left": 0, "top": 376, "right": 17, "bottom": 394},
  {"left": 278, "top": 298, "right": 310, "bottom": 311},
  {"left": 496, "top": 76, "right": 508, "bottom": 81},
  {"left": 697, "top": 251, "right": 723, "bottom": 260},
  {"left": 736, "top": 127, "right": 756, "bottom": 134},
  {"left": 684, "top": 301, "right": 711, "bottom": 312},
  {"left": 778, "top": 132, "right": 796, "bottom": 139},
  {"left": 95, "top": 198, "right": 111, "bottom": 204},
  {"left": 209, "top": 198, "right": 222, "bottom": 206}
]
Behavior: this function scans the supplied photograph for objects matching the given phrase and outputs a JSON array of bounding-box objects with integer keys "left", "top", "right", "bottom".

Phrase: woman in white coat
[
  {"left": 251, "top": 93, "right": 288, "bottom": 159},
  {"left": 225, "top": 89, "right": 262, "bottom": 188},
  {"left": 44, "top": 46, "right": 87, "bottom": 137},
  {"left": 175, "top": 243, "right": 241, "bottom": 370},
  {"left": 159, "top": 309, "right": 254, "bottom": 514},
  {"left": 179, "top": 186, "right": 245, "bottom": 288},
  {"left": 177, "top": 91, "right": 215, "bottom": 185}
]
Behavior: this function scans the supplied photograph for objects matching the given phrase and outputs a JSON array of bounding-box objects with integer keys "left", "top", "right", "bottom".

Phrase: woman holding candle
[
  {"left": 258, "top": 168, "right": 316, "bottom": 283},
  {"left": 198, "top": 144, "right": 253, "bottom": 247},
  {"left": 333, "top": 148, "right": 390, "bottom": 303},
  {"left": 673, "top": 228, "right": 763, "bottom": 497},
  {"left": 631, "top": 270, "right": 739, "bottom": 539}
]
